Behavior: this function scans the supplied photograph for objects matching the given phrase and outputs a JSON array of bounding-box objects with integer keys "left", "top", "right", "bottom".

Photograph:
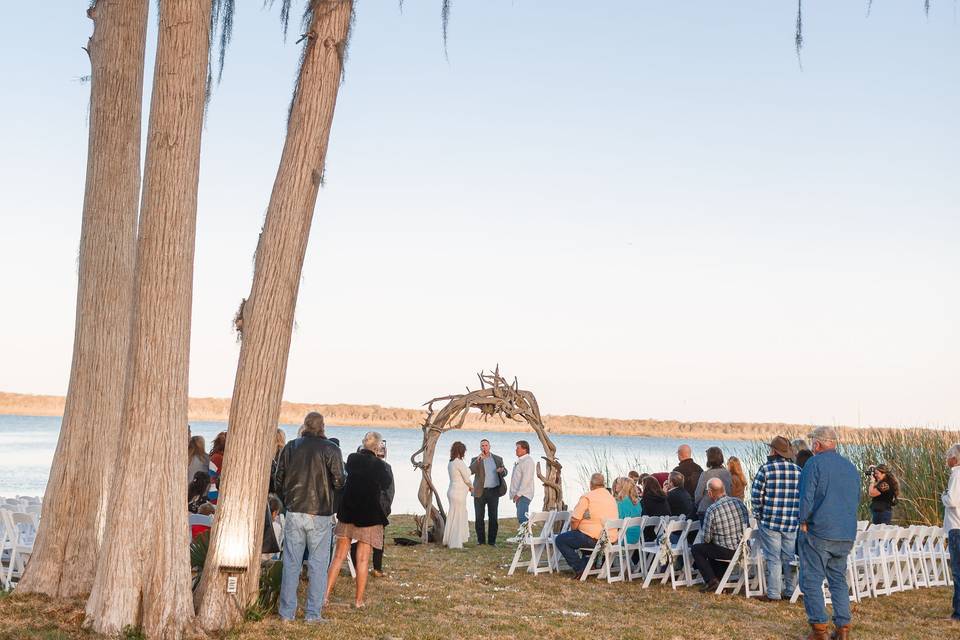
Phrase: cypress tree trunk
[
  {"left": 83, "top": 1, "right": 212, "bottom": 637},
  {"left": 18, "top": 0, "right": 148, "bottom": 598},
  {"left": 194, "top": 1, "right": 353, "bottom": 628}
]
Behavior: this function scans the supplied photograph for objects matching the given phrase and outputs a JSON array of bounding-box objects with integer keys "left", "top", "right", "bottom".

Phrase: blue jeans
[
  {"left": 516, "top": 496, "right": 531, "bottom": 525},
  {"left": 555, "top": 529, "right": 597, "bottom": 575},
  {"left": 758, "top": 526, "right": 798, "bottom": 599},
  {"left": 798, "top": 531, "right": 853, "bottom": 627},
  {"left": 948, "top": 529, "right": 960, "bottom": 621},
  {"left": 278, "top": 512, "right": 334, "bottom": 621},
  {"left": 871, "top": 509, "right": 893, "bottom": 525}
]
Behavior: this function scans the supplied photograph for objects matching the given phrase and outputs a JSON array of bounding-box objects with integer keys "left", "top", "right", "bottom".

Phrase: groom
[{"left": 469, "top": 439, "right": 508, "bottom": 546}]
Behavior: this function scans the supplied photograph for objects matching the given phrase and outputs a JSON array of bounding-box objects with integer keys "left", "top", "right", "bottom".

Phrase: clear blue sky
[{"left": 0, "top": 1, "right": 957, "bottom": 428}]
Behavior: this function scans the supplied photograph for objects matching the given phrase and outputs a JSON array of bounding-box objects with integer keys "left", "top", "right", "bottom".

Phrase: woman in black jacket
[
  {"left": 640, "top": 476, "right": 672, "bottom": 541},
  {"left": 325, "top": 431, "right": 394, "bottom": 608}
]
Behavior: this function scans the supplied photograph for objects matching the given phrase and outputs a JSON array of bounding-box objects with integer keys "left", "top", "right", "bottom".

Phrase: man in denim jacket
[{"left": 797, "top": 426, "right": 860, "bottom": 640}]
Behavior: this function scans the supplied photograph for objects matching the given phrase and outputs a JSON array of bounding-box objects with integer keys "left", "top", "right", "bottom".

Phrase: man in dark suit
[{"left": 469, "top": 439, "right": 508, "bottom": 546}]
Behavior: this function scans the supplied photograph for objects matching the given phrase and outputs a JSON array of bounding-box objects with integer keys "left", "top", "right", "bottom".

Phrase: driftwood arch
[{"left": 410, "top": 368, "right": 564, "bottom": 542}]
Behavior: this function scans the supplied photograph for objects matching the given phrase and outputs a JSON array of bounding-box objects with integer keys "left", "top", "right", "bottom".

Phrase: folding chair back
[
  {"left": 508, "top": 510, "right": 556, "bottom": 576},
  {"left": 621, "top": 516, "right": 646, "bottom": 581}
]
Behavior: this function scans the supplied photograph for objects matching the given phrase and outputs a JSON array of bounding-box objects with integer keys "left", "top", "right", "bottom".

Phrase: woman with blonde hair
[
  {"left": 326, "top": 431, "right": 394, "bottom": 608},
  {"left": 187, "top": 435, "right": 208, "bottom": 485},
  {"left": 612, "top": 477, "right": 643, "bottom": 546},
  {"left": 727, "top": 457, "right": 747, "bottom": 500}
]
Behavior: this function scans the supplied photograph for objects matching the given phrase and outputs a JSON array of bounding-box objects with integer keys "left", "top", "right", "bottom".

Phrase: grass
[{"left": 1, "top": 516, "right": 956, "bottom": 640}]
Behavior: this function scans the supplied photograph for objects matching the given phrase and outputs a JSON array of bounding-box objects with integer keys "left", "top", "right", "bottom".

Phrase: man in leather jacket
[{"left": 274, "top": 412, "right": 345, "bottom": 624}]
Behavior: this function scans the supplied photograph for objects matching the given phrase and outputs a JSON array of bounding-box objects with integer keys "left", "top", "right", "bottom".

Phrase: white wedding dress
[{"left": 443, "top": 458, "right": 472, "bottom": 548}]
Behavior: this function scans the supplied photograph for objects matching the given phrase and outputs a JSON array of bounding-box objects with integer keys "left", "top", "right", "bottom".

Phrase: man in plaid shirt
[
  {"left": 751, "top": 435, "right": 802, "bottom": 601},
  {"left": 692, "top": 478, "right": 749, "bottom": 592}
]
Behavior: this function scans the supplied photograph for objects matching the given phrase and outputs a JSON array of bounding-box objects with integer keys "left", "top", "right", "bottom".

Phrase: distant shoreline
[{"left": 0, "top": 390, "right": 851, "bottom": 442}]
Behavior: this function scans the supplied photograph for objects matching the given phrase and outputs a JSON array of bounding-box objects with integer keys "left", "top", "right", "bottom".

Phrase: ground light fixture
[{"left": 219, "top": 565, "right": 247, "bottom": 594}]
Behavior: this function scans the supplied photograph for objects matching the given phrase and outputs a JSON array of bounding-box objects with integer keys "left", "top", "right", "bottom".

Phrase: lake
[{"left": 0, "top": 414, "right": 757, "bottom": 516}]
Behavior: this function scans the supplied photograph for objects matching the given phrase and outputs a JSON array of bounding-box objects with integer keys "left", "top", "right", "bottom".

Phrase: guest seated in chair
[
  {"left": 692, "top": 478, "right": 749, "bottom": 593},
  {"left": 554, "top": 473, "right": 618, "bottom": 579}
]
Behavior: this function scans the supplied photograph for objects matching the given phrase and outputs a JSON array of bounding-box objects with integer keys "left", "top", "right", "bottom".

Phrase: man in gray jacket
[{"left": 469, "top": 439, "right": 507, "bottom": 546}]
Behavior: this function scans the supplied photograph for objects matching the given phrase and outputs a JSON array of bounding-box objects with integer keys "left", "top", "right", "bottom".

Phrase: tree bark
[
  {"left": 18, "top": 0, "right": 148, "bottom": 599},
  {"left": 194, "top": 1, "right": 353, "bottom": 629},
  {"left": 83, "top": 1, "right": 212, "bottom": 637}
]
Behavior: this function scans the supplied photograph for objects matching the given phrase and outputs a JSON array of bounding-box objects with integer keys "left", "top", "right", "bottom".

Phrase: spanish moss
[
  {"left": 925, "top": 0, "right": 931, "bottom": 16},
  {"left": 867, "top": 0, "right": 874, "bottom": 17},
  {"left": 442, "top": 0, "right": 452, "bottom": 59},
  {"left": 205, "top": 0, "right": 236, "bottom": 106},
  {"left": 795, "top": 0, "right": 804, "bottom": 63}
]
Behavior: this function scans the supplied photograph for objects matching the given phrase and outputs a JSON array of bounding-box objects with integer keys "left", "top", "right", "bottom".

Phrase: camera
[{"left": 865, "top": 464, "right": 877, "bottom": 478}]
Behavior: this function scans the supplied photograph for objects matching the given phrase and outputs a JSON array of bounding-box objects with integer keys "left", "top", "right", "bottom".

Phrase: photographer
[{"left": 867, "top": 464, "right": 899, "bottom": 525}]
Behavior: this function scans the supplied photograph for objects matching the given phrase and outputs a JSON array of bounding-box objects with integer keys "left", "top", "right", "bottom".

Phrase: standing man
[
  {"left": 673, "top": 444, "right": 703, "bottom": 499},
  {"left": 509, "top": 440, "right": 536, "bottom": 526},
  {"left": 691, "top": 478, "right": 749, "bottom": 593},
  {"left": 796, "top": 426, "right": 860, "bottom": 640},
  {"left": 273, "top": 412, "right": 345, "bottom": 624},
  {"left": 470, "top": 439, "right": 508, "bottom": 546},
  {"left": 942, "top": 443, "right": 960, "bottom": 623},
  {"left": 751, "top": 436, "right": 802, "bottom": 602}
]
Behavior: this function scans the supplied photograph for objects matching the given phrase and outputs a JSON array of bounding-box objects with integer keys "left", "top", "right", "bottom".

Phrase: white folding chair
[
  {"left": 906, "top": 526, "right": 929, "bottom": 588},
  {"left": 714, "top": 527, "right": 755, "bottom": 595},
  {"left": 848, "top": 529, "right": 874, "bottom": 600},
  {"left": 892, "top": 527, "right": 914, "bottom": 591},
  {"left": 11, "top": 512, "right": 37, "bottom": 546},
  {"left": 621, "top": 516, "right": 646, "bottom": 581},
  {"left": 928, "top": 527, "right": 950, "bottom": 587},
  {"left": 1, "top": 510, "right": 33, "bottom": 590},
  {"left": 508, "top": 511, "right": 556, "bottom": 576},
  {"left": 579, "top": 519, "right": 625, "bottom": 583},
  {"left": 636, "top": 516, "right": 664, "bottom": 585},
  {"left": 642, "top": 518, "right": 687, "bottom": 588},
  {"left": 741, "top": 528, "right": 767, "bottom": 598},
  {"left": 547, "top": 511, "right": 572, "bottom": 572}
]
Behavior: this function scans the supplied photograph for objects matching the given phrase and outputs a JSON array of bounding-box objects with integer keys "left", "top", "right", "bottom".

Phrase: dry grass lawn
[{"left": 1, "top": 516, "right": 956, "bottom": 640}]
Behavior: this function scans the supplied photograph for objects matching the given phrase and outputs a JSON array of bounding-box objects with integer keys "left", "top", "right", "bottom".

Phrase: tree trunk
[
  {"left": 194, "top": 1, "right": 353, "bottom": 629},
  {"left": 83, "top": 1, "right": 212, "bottom": 637},
  {"left": 18, "top": 0, "right": 147, "bottom": 599}
]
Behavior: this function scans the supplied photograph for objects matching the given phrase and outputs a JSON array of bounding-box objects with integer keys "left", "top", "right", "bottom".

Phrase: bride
[{"left": 443, "top": 441, "right": 472, "bottom": 548}]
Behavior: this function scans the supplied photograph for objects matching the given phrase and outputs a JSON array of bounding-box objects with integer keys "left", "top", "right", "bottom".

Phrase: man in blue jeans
[
  {"left": 509, "top": 440, "right": 536, "bottom": 527},
  {"left": 797, "top": 426, "right": 860, "bottom": 640},
  {"left": 554, "top": 473, "right": 618, "bottom": 578},
  {"left": 273, "top": 413, "right": 345, "bottom": 624},
  {"left": 751, "top": 435, "right": 802, "bottom": 602},
  {"left": 942, "top": 443, "right": 960, "bottom": 623}
]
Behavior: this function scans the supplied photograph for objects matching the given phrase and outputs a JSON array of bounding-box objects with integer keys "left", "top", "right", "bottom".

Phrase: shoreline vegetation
[{"left": 0, "top": 390, "right": 946, "bottom": 442}]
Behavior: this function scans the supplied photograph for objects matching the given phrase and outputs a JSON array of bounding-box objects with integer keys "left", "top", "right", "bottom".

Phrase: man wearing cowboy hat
[{"left": 750, "top": 435, "right": 802, "bottom": 603}]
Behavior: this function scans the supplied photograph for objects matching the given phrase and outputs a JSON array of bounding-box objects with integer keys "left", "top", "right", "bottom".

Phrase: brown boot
[
  {"left": 830, "top": 625, "right": 851, "bottom": 640},
  {"left": 803, "top": 623, "right": 830, "bottom": 640}
]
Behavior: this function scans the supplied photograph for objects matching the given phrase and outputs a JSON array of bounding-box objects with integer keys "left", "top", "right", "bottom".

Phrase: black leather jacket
[{"left": 274, "top": 434, "right": 345, "bottom": 515}]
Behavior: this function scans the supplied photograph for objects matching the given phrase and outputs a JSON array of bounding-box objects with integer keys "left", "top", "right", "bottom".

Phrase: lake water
[{"left": 0, "top": 414, "right": 757, "bottom": 516}]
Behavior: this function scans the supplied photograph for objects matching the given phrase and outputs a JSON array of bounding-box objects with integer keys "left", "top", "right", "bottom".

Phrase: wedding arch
[{"left": 410, "top": 367, "right": 565, "bottom": 542}]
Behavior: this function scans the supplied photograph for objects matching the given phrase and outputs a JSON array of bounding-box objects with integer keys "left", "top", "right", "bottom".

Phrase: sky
[{"left": 0, "top": 1, "right": 957, "bottom": 429}]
